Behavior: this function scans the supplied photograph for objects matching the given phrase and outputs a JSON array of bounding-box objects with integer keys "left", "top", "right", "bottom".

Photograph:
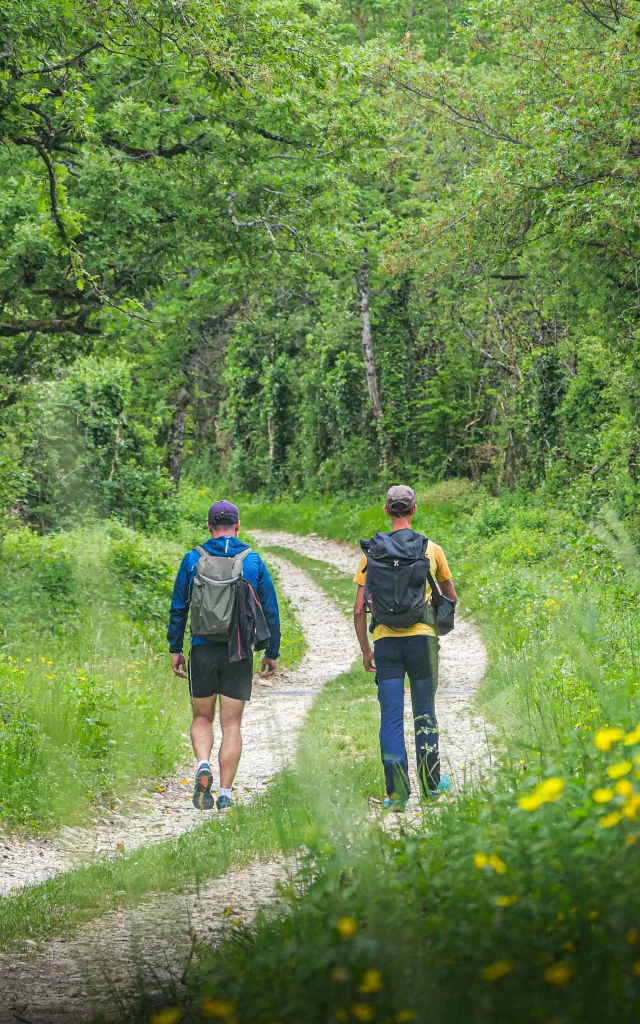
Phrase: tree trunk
[
  {"left": 356, "top": 248, "right": 391, "bottom": 463},
  {"left": 165, "top": 303, "right": 243, "bottom": 488},
  {"left": 166, "top": 382, "right": 191, "bottom": 488}
]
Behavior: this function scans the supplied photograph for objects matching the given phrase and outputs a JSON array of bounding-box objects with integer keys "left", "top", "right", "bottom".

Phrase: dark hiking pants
[{"left": 374, "top": 634, "right": 440, "bottom": 799}]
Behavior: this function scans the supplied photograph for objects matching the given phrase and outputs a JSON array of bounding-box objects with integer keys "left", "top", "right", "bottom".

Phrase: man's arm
[
  {"left": 168, "top": 554, "right": 191, "bottom": 678},
  {"left": 440, "top": 579, "right": 458, "bottom": 605},
  {"left": 257, "top": 559, "right": 281, "bottom": 677},
  {"left": 354, "top": 585, "right": 375, "bottom": 673}
]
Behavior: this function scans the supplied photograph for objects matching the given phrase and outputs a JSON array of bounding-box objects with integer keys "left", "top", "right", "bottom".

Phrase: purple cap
[{"left": 208, "top": 499, "right": 240, "bottom": 524}]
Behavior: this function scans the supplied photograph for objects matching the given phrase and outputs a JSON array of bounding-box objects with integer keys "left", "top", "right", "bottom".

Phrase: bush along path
[{"left": 0, "top": 554, "right": 357, "bottom": 896}]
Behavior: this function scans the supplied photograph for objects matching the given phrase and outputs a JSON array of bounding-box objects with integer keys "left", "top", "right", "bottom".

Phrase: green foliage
[{"left": 24, "top": 357, "right": 177, "bottom": 530}]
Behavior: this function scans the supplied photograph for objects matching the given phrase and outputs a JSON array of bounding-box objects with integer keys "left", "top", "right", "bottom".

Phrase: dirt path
[
  {"left": 1, "top": 555, "right": 358, "bottom": 896},
  {"left": 0, "top": 859, "right": 290, "bottom": 1024},
  {"left": 0, "top": 533, "right": 488, "bottom": 1022},
  {"left": 251, "top": 531, "right": 490, "bottom": 801}
]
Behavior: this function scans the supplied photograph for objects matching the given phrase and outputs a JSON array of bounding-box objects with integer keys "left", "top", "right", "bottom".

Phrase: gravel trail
[
  {"left": 0, "top": 532, "right": 488, "bottom": 1023},
  {"left": 0, "top": 859, "right": 289, "bottom": 1023}
]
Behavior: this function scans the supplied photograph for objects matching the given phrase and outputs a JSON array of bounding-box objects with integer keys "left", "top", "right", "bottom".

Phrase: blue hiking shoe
[
  {"left": 428, "top": 774, "right": 452, "bottom": 797},
  {"left": 383, "top": 795, "right": 406, "bottom": 812},
  {"left": 192, "top": 766, "right": 214, "bottom": 810},
  {"left": 216, "top": 794, "right": 234, "bottom": 811}
]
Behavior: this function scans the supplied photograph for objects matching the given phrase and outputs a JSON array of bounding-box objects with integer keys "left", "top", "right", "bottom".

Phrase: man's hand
[
  {"left": 261, "top": 657, "right": 278, "bottom": 678},
  {"left": 362, "top": 648, "right": 376, "bottom": 673},
  {"left": 171, "top": 652, "right": 187, "bottom": 678}
]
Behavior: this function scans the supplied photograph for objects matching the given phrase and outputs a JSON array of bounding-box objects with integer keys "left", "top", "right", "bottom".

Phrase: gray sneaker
[{"left": 193, "top": 766, "right": 214, "bottom": 810}]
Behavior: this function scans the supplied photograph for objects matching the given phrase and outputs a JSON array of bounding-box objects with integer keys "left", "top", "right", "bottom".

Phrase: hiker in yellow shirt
[{"left": 353, "top": 485, "right": 458, "bottom": 808}]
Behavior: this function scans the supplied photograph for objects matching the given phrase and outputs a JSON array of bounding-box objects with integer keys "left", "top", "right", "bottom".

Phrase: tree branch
[
  {"left": 26, "top": 42, "right": 102, "bottom": 75},
  {"left": 0, "top": 317, "right": 101, "bottom": 338}
]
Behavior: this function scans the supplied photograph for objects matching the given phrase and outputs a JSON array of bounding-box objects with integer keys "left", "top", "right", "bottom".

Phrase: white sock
[
  {"left": 197, "top": 759, "right": 211, "bottom": 772},
  {"left": 219, "top": 787, "right": 232, "bottom": 798}
]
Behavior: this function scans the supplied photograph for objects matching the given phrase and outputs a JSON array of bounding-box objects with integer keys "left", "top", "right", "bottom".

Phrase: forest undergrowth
[{"left": 127, "top": 480, "right": 640, "bottom": 1024}]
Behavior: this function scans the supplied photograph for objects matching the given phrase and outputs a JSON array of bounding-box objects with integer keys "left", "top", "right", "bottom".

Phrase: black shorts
[{"left": 188, "top": 643, "right": 253, "bottom": 702}]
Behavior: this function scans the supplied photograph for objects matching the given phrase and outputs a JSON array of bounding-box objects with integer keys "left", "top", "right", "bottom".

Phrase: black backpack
[{"left": 360, "top": 529, "right": 455, "bottom": 635}]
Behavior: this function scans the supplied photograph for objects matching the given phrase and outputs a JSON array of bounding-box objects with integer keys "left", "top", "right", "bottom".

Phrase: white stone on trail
[{"left": 0, "top": 551, "right": 358, "bottom": 897}]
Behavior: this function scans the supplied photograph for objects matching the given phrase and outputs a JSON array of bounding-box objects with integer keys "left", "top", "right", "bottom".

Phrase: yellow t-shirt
[{"left": 353, "top": 538, "right": 452, "bottom": 640}]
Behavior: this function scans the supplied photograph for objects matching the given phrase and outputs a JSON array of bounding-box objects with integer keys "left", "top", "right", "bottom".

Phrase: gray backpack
[{"left": 190, "top": 546, "right": 252, "bottom": 639}]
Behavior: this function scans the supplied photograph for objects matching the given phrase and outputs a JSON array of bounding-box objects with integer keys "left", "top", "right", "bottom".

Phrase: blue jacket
[{"left": 167, "top": 537, "right": 281, "bottom": 659}]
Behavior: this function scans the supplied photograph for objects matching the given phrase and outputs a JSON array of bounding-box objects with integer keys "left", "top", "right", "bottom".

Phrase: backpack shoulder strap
[
  {"left": 423, "top": 538, "right": 442, "bottom": 603},
  {"left": 195, "top": 545, "right": 208, "bottom": 558},
  {"left": 231, "top": 547, "right": 253, "bottom": 574}
]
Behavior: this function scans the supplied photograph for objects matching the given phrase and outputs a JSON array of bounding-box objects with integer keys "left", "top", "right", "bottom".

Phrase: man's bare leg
[
  {"left": 191, "top": 695, "right": 217, "bottom": 761},
  {"left": 219, "top": 695, "right": 245, "bottom": 795},
  {"left": 191, "top": 696, "right": 216, "bottom": 809}
]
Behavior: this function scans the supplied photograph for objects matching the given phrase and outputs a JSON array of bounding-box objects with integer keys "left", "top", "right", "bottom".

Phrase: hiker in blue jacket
[{"left": 168, "top": 499, "right": 281, "bottom": 811}]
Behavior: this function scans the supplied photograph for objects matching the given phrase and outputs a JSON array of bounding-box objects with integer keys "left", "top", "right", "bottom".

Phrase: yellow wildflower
[
  {"left": 335, "top": 1012, "right": 349, "bottom": 1023},
  {"left": 615, "top": 779, "right": 633, "bottom": 796},
  {"left": 332, "top": 966, "right": 349, "bottom": 983},
  {"left": 474, "top": 852, "right": 489, "bottom": 869},
  {"left": 600, "top": 811, "right": 622, "bottom": 828},
  {"left": 626, "top": 929, "right": 639, "bottom": 945},
  {"left": 518, "top": 777, "right": 564, "bottom": 811},
  {"left": 394, "top": 1014, "right": 414, "bottom": 1023},
  {"left": 488, "top": 854, "right": 507, "bottom": 875},
  {"left": 350, "top": 1003, "right": 376, "bottom": 1022},
  {"left": 562, "top": 941, "right": 576, "bottom": 953},
  {"left": 592, "top": 788, "right": 614, "bottom": 803},
  {"left": 624, "top": 728, "right": 640, "bottom": 746},
  {"left": 336, "top": 916, "right": 357, "bottom": 938},
  {"left": 608, "top": 761, "right": 633, "bottom": 779},
  {"left": 544, "top": 962, "right": 574, "bottom": 987},
  {"left": 482, "top": 959, "right": 514, "bottom": 981},
  {"left": 518, "top": 793, "right": 543, "bottom": 811},
  {"left": 200, "top": 1000, "right": 237, "bottom": 1019},
  {"left": 595, "top": 728, "right": 624, "bottom": 752},
  {"left": 358, "top": 969, "right": 383, "bottom": 994},
  {"left": 538, "top": 777, "right": 565, "bottom": 801},
  {"left": 623, "top": 794, "right": 640, "bottom": 819},
  {"left": 633, "top": 962, "right": 640, "bottom": 977},
  {"left": 151, "top": 1010, "right": 182, "bottom": 1024},
  {"left": 495, "top": 895, "right": 518, "bottom": 907},
  {"left": 589, "top": 910, "right": 599, "bottom": 919},
  {"left": 626, "top": 835, "right": 637, "bottom": 845}
]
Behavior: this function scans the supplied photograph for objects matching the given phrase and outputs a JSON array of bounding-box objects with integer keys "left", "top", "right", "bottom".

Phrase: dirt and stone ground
[{"left": 0, "top": 533, "right": 488, "bottom": 1022}]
